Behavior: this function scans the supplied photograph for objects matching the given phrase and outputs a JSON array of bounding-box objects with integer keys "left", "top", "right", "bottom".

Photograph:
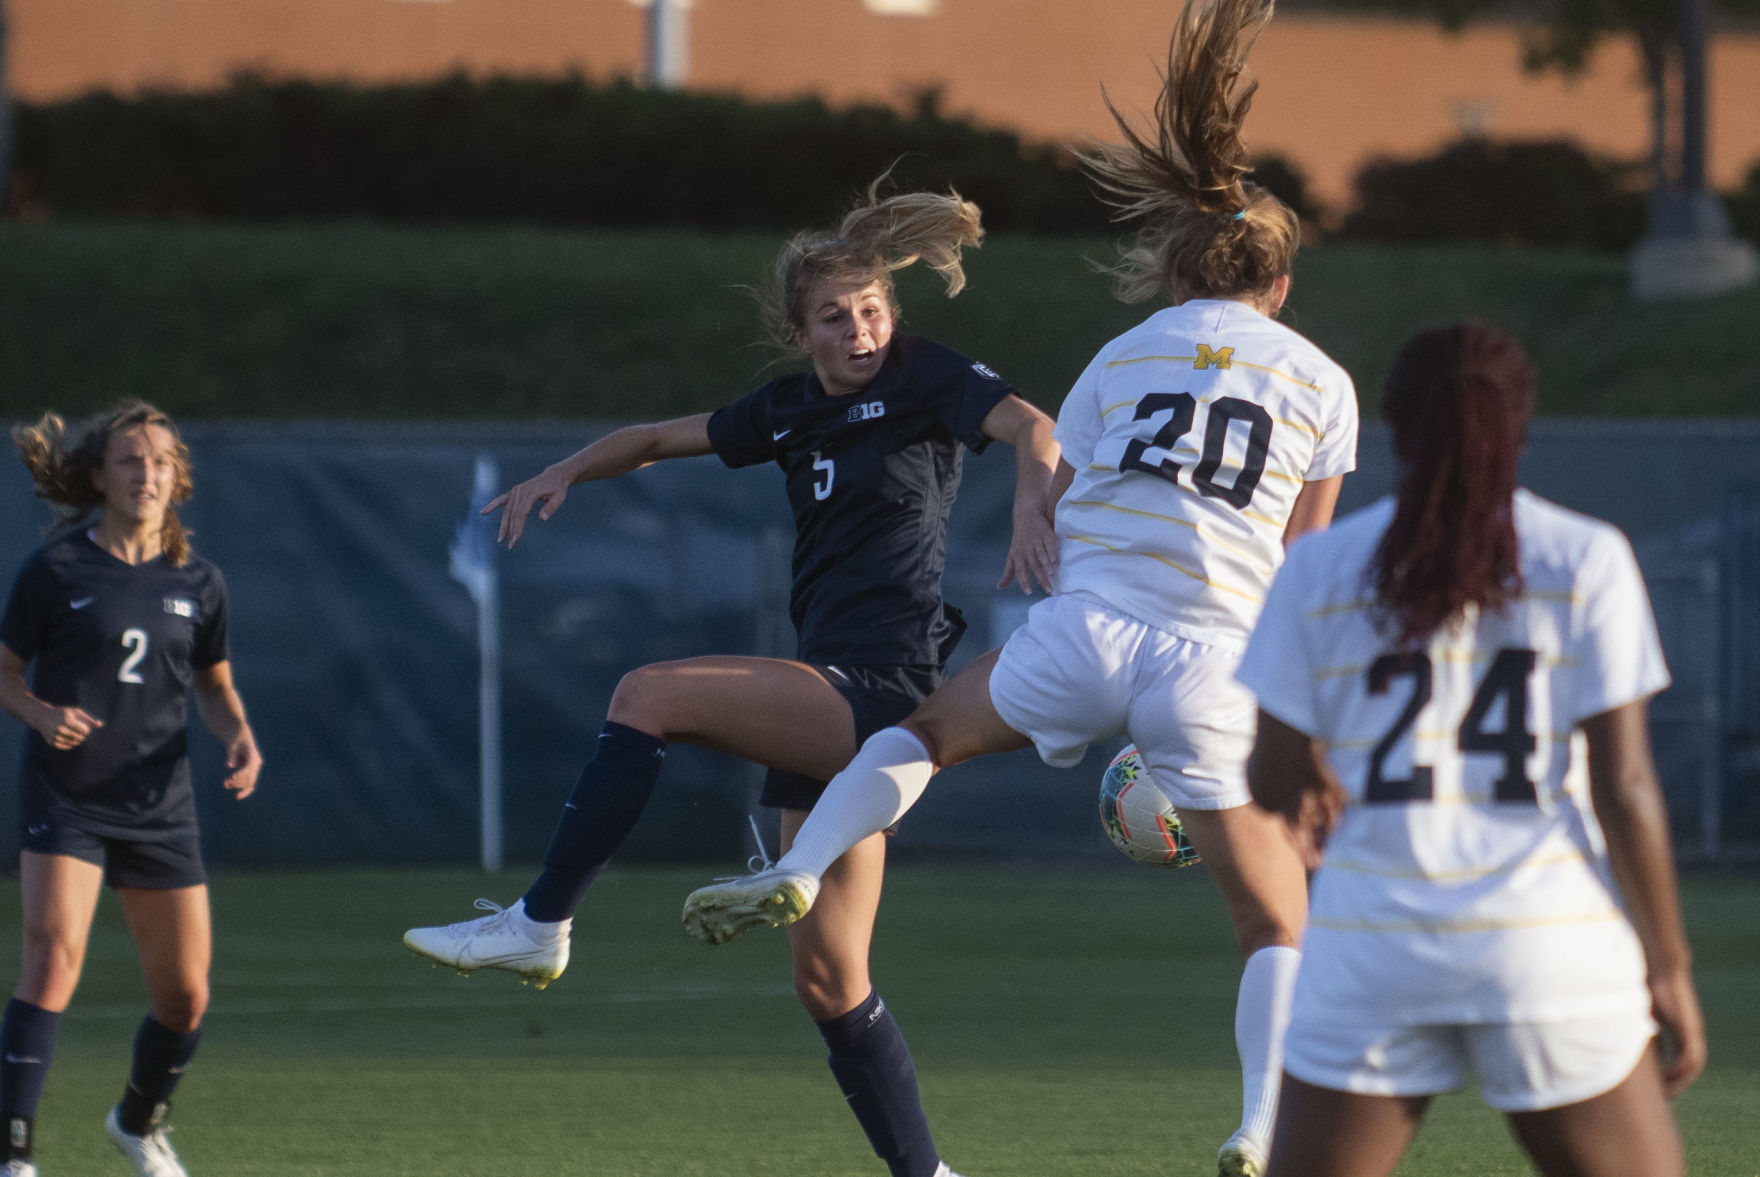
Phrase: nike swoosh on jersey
[
  {"left": 70, "top": 597, "right": 95, "bottom": 609},
  {"left": 772, "top": 429, "right": 792, "bottom": 441}
]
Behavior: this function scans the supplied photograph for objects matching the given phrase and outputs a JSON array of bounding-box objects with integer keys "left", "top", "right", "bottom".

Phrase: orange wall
[{"left": 14, "top": 0, "right": 1760, "bottom": 208}]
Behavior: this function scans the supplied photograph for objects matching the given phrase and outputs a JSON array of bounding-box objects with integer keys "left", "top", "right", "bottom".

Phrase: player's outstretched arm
[
  {"left": 979, "top": 395, "right": 1061, "bottom": 594},
  {"left": 1582, "top": 699, "right": 1707, "bottom": 1097},
  {"left": 0, "top": 645, "right": 104, "bottom": 750},
  {"left": 483, "top": 413, "right": 716, "bottom": 548},
  {"left": 194, "top": 660, "right": 263, "bottom": 799}
]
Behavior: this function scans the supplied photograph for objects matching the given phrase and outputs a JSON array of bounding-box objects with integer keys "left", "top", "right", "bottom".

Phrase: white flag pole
[{"left": 450, "top": 455, "right": 503, "bottom": 872}]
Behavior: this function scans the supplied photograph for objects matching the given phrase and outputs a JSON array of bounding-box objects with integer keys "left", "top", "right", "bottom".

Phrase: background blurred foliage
[
  {"left": 9, "top": 72, "right": 1311, "bottom": 232},
  {"left": 2, "top": 222, "right": 1756, "bottom": 423}
]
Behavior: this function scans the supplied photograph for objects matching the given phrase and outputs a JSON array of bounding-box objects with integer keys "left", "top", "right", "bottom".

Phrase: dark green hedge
[
  {"left": 1341, "top": 137, "right": 1648, "bottom": 249},
  {"left": 10, "top": 73, "right": 1322, "bottom": 234}
]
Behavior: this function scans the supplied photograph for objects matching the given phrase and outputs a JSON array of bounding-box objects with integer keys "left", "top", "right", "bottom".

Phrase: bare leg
[
  {"left": 1265, "top": 1074, "right": 1429, "bottom": 1177},
  {"left": 4, "top": 852, "right": 103, "bottom": 1158},
  {"left": 774, "top": 649, "right": 1031, "bottom": 881},
  {"left": 115, "top": 885, "right": 212, "bottom": 1033},
  {"left": 110, "top": 885, "right": 212, "bottom": 1141},
  {"left": 1507, "top": 1042, "right": 1684, "bottom": 1177},
  {"left": 781, "top": 811, "right": 945, "bottom": 1177},
  {"left": 15, "top": 851, "right": 104, "bottom": 1011},
  {"left": 1176, "top": 803, "right": 1310, "bottom": 1170},
  {"left": 608, "top": 655, "right": 861, "bottom": 779}
]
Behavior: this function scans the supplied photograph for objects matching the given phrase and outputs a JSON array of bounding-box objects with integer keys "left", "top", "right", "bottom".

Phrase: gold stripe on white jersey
[
  {"left": 1319, "top": 847, "right": 1589, "bottom": 882},
  {"left": 1310, "top": 908, "right": 1628, "bottom": 935},
  {"left": 1102, "top": 352, "right": 1327, "bottom": 393},
  {"left": 1062, "top": 534, "right": 1267, "bottom": 602}
]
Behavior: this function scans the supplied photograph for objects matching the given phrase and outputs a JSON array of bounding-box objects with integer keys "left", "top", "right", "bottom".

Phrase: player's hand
[
  {"left": 36, "top": 706, "right": 102, "bottom": 750},
  {"left": 1649, "top": 964, "right": 1707, "bottom": 1097},
  {"left": 482, "top": 466, "right": 573, "bottom": 548},
  {"left": 1291, "top": 778, "right": 1345, "bottom": 870},
  {"left": 999, "top": 503, "right": 1058, "bottom": 595},
  {"left": 223, "top": 731, "right": 263, "bottom": 799}
]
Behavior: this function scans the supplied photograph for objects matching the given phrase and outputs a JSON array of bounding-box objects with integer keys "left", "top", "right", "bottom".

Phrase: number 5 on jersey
[{"left": 812, "top": 450, "right": 835, "bottom": 501}]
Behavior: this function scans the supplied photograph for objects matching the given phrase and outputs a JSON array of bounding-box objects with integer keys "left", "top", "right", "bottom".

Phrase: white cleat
[
  {"left": 402, "top": 898, "right": 570, "bottom": 989},
  {"left": 5, "top": 1159, "right": 38, "bottom": 1177},
  {"left": 105, "top": 1106, "right": 187, "bottom": 1177},
  {"left": 1217, "top": 1131, "right": 1268, "bottom": 1177},
  {"left": 681, "top": 868, "right": 820, "bottom": 945},
  {"left": 933, "top": 1165, "right": 965, "bottom": 1177}
]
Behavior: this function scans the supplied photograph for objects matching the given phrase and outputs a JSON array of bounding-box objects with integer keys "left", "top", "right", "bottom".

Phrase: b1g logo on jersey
[
  {"left": 971, "top": 362, "right": 1001, "bottom": 380},
  {"left": 163, "top": 597, "right": 195, "bottom": 618},
  {"left": 846, "top": 400, "right": 886, "bottom": 423}
]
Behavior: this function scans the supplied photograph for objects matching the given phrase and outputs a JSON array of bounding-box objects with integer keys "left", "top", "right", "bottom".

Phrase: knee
[
  {"left": 1231, "top": 910, "right": 1304, "bottom": 956},
  {"left": 898, "top": 717, "right": 950, "bottom": 769},
  {"left": 791, "top": 955, "right": 868, "bottom": 1023},
  {"left": 151, "top": 981, "right": 208, "bottom": 1033},
  {"left": 18, "top": 927, "right": 86, "bottom": 1008},
  {"left": 606, "top": 663, "right": 674, "bottom": 731}
]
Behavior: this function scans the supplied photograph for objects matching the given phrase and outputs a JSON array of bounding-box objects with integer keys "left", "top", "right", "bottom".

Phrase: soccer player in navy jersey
[
  {"left": 681, "top": 5, "right": 1358, "bottom": 1175},
  {"left": 0, "top": 402, "right": 262, "bottom": 1177},
  {"left": 404, "top": 185, "right": 1059, "bottom": 1177}
]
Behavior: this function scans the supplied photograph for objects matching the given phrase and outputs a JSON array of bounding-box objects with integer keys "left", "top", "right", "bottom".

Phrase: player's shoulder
[
  {"left": 890, "top": 334, "right": 1008, "bottom": 388},
  {"left": 19, "top": 529, "right": 91, "bottom": 580},
  {"left": 1512, "top": 490, "right": 1635, "bottom": 581}
]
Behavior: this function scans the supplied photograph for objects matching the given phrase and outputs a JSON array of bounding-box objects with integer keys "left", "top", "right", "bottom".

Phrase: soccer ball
[{"left": 1098, "top": 745, "right": 1200, "bottom": 868}]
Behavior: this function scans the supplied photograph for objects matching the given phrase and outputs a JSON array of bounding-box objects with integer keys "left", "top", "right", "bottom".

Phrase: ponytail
[
  {"left": 760, "top": 178, "right": 983, "bottom": 351},
  {"left": 1373, "top": 323, "right": 1535, "bottom": 642},
  {"left": 1080, "top": 0, "right": 1298, "bottom": 305}
]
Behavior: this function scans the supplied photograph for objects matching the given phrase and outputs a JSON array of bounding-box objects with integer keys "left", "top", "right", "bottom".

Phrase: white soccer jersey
[
  {"left": 1238, "top": 490, "right": 1671, "bottom": 1025},
  {"left": 1053, "top": 299, "right": 1358, "bottom": 650}
]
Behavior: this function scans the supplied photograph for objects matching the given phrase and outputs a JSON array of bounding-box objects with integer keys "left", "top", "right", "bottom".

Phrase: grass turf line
[{"left": 0, "top": 865, "right": 1753, "bottom": 1175}]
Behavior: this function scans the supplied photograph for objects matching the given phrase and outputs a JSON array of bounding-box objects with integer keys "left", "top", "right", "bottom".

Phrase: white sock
[
  {"left": 509, "top": 899, "right": 570, "bottom": 942},
  {"left": 1234, "top": 944, "right": 1301, "bottom": 1148},
  {"left": 776, "top": 727, "right": 935, "bottom": 879}
]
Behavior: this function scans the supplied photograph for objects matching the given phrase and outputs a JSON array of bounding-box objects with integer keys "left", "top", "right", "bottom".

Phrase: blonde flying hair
[
  {"left": 12, "top": 400, "right": 196, "bottom": 566},
  {"left": 1081, "top": 0, "right": 1299, "bottom": 305},
  {"left": 760, "top": 178, "right": 984, "bottom": 352}
]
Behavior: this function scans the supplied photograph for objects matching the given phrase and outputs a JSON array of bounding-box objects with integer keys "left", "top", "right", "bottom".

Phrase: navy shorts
[
  {"left": 20, "top": 813, "right": 207, "bottom": 890},
  {"left": 761, "top": 663, "right": 942, "bottom": 811}
]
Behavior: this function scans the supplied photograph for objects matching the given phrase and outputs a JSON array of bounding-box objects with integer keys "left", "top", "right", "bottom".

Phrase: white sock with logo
[
  {"left": 1234, "top": 944, "right": 1301, "bottom": 1149},
  {"left": 776, "top": 727, "right": 935, "bottom": 879}
]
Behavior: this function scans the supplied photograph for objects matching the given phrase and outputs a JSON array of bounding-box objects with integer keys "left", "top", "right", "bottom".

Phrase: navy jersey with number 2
[
  {"left": 708, "top": 335, "right": 1015, "bottom": 669},
  {"left": 1, "top": 530, "right": 230, "bottom": 834}
]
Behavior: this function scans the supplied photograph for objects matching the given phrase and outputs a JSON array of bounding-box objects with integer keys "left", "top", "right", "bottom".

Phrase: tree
[{"left": 1391, "top": 0, "right": 1760, "bottom": 217}]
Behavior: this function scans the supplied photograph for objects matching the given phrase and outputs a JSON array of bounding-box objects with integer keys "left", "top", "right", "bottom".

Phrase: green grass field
[
  {"left": 3, "top": 864, "right": 1755, "bottom": 1176},
  {"left": 2, "top": 222, "right": 1757, "bottom": 423}
]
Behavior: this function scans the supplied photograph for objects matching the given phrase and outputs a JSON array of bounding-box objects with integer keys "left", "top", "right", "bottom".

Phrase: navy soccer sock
[
  {"left": 817, "top": 990, "right": 941, "bottom": 1177},
  {"left": 116, "top": 1015, "right": 202, "bottom": 1135},
  {"left": 1, "top": 998, "right": 60, "bottom": 1159},
  {"left": 521, "top": 721, "right": 668, "bottom": 923}
]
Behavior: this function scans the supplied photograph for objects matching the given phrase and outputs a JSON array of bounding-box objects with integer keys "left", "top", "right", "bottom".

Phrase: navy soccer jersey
[
  {"left": 1, "top": 530, "right": 229, "bottom": 832},
  {"left": 707, "top": 335, "right": 1015, "bottom": 667}
]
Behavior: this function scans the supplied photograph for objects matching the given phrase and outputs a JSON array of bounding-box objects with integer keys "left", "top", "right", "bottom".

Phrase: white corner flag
[{"left": 449, "top": 455, "right": 503, "bottom": 872}]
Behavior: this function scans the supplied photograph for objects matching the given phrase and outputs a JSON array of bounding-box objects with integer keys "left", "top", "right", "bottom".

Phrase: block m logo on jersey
[{"left": 1193, "top": 344, "right": 1235, "bottom": 370}]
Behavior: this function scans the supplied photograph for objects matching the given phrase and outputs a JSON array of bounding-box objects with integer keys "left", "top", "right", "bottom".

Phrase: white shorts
[
  {"left": 1282, "top": 1011, "right": 1658, "bottom": 1112},
  {"left": 988, "top": 592, "right": 1255, "bottom": 811}
]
